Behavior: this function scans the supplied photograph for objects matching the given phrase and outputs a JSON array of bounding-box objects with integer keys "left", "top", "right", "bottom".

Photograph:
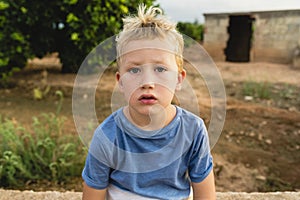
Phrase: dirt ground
[{"left": 0, "top": 53, "right": 300, "bottom": 193}]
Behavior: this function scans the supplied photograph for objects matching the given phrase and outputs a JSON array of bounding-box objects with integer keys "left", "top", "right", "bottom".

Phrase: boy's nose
[
  {"left": 140, "top": 73, "right": 156, "bottom": 89},
  {"left": 141, "top": 81, "right": 155, "bottom": 89}
]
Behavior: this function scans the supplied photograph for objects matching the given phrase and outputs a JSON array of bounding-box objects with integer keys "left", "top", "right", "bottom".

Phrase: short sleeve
[
  {"left": 188, "top": 123, "right": 213, "bottom": 183},
  {"left": 82, "top": 126, "right": 112, "bottom": 190},
  {"left": 82, "top": 152, "right": 111, "bottom": 189}
]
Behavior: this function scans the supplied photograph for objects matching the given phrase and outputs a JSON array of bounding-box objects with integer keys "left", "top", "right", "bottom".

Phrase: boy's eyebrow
[
  {"left": 123, "top": 60, "right": 142, "bottom": 66},
  {"left": 125, "top": 61, "right": 169, "bottom": 67},
  {"left": 124, "top": 57, "right": 170, "bottom": 66}
]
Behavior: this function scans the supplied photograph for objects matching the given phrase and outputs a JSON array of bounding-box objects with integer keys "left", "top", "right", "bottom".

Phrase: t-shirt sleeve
[
  {"left": 82, "top": 127, "right": 111, "bottom": 190},
  {"left": 82, "top": 151, "right": 111, "bottom": 189},
  {"left": 188, "top": 122, "right": 213, "bottom": 183}
]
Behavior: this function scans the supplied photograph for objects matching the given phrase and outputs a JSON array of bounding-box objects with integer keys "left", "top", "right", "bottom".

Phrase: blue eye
[
  {"left": 155, "top": 66, "right": 167, "bottom": 72},
  {"left": 128, "top": 67, "right": 141, "bottom": 74}
]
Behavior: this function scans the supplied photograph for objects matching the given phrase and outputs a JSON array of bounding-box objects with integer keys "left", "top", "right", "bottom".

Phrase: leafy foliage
[
  {"left": 177, "top": 20, "right": 204, "bottom": 42},
  {"left": 0, "top": 113, "right": 86, "bottom": 187},
  {"left": 0, "top": 0, "right": 32, "bottom": 86},
  {"left": 0, "top": 0, "right": 156, "bottom": 75},
  {"left": 0, "top": 90, "right": 87, "bottom": 187}
]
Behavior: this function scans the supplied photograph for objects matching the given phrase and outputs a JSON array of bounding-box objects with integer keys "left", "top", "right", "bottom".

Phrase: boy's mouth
[{"left": 138, "top": 94, "right": 157, "bottom": 104}]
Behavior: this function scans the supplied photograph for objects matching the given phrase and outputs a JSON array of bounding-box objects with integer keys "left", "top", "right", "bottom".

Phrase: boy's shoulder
[
  {"left": 94, "top": 109, "right": 121, "bottom": 140},
  {"left": 177, "top": 106, "right": 205, "bottom": 126},
  {"left": 99, "top": 109, "right": 120, "bottom": 127}
]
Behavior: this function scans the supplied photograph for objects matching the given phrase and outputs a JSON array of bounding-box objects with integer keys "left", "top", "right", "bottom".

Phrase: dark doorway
[{"left": 225, "top": 15, "right": 254, "bottom": 62}]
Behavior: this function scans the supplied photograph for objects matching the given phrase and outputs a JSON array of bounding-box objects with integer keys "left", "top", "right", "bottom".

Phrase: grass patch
[{"left": 242, "top": 81, "right": 272, "bottom": 99}]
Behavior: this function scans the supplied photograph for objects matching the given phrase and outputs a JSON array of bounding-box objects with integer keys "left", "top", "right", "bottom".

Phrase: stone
[{"left": 265, "top": 139, "right": 272, "bottom": 145}]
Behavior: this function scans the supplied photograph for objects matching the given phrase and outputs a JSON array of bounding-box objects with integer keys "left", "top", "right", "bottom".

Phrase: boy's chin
[{"left": 131, "top": 105, "right": 163, "bottom": 116}]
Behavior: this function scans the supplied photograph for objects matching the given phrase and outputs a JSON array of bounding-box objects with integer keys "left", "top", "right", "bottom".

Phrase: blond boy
[{"left": 82, "top": 4, "right": 215, "bottom": 200}]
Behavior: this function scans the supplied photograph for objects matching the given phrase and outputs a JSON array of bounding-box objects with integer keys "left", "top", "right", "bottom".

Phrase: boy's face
[{"left": 116, "top": 39, "right": 186, "bottom": 117}]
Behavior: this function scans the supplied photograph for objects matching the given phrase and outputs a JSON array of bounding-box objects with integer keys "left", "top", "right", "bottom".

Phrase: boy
[{"left": 82, "top": 4, "right": 216, "bottom": 200}]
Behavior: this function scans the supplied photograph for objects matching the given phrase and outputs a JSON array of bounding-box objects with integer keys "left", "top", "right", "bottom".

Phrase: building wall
[
  {"left": 253, "top": 10, "right": 300, "bottom": 63},
  {"left": 203, "top": 10, "right": 300, "bottom": 64},
  {"left": 203, "top": 14, "right": 229, "bottom": 61}
]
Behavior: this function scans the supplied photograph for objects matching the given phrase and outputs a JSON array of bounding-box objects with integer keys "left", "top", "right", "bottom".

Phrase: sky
[{"left": 155, "top": 0, "right": 300, "bottom": 23}]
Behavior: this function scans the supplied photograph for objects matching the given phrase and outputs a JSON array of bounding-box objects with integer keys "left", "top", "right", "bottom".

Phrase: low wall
[{"left": 0, "top": 189, "right": 299, "bottom": 200}]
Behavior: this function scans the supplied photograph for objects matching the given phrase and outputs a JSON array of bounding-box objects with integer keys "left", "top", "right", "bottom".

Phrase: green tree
[
  {"left": 0, "top": 0, "right": 156, "bottom": 74},
  {"left": 0, "top": 0, "right": 32, "bottom": 85},
  {"left": 177, "top": 20, "right": 204, "bottom": 42}
]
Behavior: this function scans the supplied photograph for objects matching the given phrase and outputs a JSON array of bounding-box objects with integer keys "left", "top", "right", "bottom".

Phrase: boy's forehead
[{"left": 122, "top": 38, "right": 176, "bottom": 56}]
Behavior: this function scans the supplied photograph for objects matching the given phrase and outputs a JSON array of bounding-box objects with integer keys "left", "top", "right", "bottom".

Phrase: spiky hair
[{"left": 116, "top": 4, "right": 184, "bottom": 71}]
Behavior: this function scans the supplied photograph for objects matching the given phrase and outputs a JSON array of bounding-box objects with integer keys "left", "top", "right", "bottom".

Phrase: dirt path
[{"left": 216, "top": 61, "right": 300, "bottom": 84}]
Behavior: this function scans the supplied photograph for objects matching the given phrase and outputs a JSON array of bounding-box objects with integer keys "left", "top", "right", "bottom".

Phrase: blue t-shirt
[{"left": 82, "top": 106, "right": 213, "bottom": 199}]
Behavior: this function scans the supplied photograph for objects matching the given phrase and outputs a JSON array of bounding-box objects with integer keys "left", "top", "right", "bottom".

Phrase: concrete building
[{"left": 203, "top": 9, "right": 300, "bottom": 64}]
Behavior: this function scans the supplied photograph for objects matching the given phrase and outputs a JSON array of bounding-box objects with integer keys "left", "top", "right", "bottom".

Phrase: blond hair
[{"left": 116, "top": 4, "right": 184, "bottom": 71}]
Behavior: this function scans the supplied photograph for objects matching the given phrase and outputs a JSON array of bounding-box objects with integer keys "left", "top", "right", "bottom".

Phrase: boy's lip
[{"left": 138, "top": 94, "right": 157, "bottom": 104}]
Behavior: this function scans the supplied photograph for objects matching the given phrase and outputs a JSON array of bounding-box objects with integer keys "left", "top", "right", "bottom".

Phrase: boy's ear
[
  {"left": 116, "top": 72, "right": 124, "bottom": 92},
  {"left": 176, "top": 69, "right": 186, "bottom": 91}
]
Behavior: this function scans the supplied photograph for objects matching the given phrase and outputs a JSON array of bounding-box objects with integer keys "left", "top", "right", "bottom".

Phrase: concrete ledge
[
  {"left": 217, "top": 192, "right": 300, "bottom": 200},
  {"left": 0, "top": 189, "right": 299, "bottom": 200}
]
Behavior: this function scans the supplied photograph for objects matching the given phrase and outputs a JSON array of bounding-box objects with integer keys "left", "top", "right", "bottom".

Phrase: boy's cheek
[{"left": 118, "top": 74, "right": 139, "bottom": 91}]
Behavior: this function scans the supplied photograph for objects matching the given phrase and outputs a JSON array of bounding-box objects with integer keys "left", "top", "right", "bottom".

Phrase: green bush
[
  {"left": 0, "top": 0, "right": 156, "bottom": 74},
  {"left": 177, "top": 20, "right": 204, "bottom": 42},
  {"left": 0, "top": 113, "right": 86, "bottom": 187}
]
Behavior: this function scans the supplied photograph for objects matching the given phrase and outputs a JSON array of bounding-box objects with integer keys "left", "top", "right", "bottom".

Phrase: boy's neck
[{"left": 123, "top": 105, "right": 176, "bottom": 131}]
